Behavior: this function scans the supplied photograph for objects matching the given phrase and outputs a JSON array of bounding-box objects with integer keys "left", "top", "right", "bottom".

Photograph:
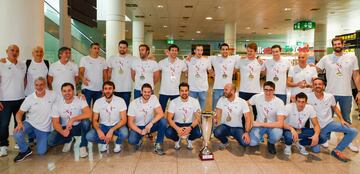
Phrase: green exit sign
[
  {"left": 167, "top": 39, "right": 174, "bottom": 44},
  {"left": 294, "top": 21, "right": 316, "bottom": 31}
]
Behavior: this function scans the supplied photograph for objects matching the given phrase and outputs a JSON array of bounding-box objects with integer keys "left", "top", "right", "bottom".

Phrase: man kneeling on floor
[
  {"left": 283, "top": 92, "right": 326, "bottom": 156},
  {"left": 47, "top": 83, "right": 91, "bottom": 157},
  {"left": 165, "top": 82, "right": 202, "bottom": 150}
]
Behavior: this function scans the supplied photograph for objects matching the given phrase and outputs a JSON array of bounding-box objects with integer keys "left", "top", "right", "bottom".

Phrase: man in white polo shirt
[
  {"left": 48, "top": 83, "right": 91, "bottom": 158},
  {"left": 158, "top": 44, "right": 187, "bottom": 112},
  {"left": 48, "top": 47, "right": 79, "bottom": 94},
  {"left": 107, "top": 40, "right": 136, "bottom": 107},
  {"left": 248, "top": 81, "right": 286, "bottom": 154},
  {"left": 131, "top": 44, "right": 160, "bottom": 99},
  {"left": 25, "top": 46, "right": 50, "bottom": 96},
  {"left": 86, "top": 81, "right": 128, "bottom": 153},
  {"left": 213, "top": 83, "right": 251, "bottom": 150},
  {"left": 165, "top": 82, "right": 201, "bottom": 150},
  {"left": 79, "top": 43, "right": 107, "bottom": 106},
  {"left": 283, "top": 92, "right": 325, "bottom": 156},
  {"left": 287, "top": 52, "right": 317, "bottom": 102},
  {"left": 186, "top": 44, "right": 213, "bottom": 111},
  {"left": 13, "top": 77, "right": 57, "bottom": 162},
  {"left": 210, "top": 43, "right": 237, "bottom": 111},
  {"left": 308, "top": 78, "right": 358, "bottom": 162},
  {"left": 0, "top": 44, "right": 26, "bottom": 157},
  {"left": 128, "top": 83, "right": 167, "bottom": 155},
  {"left": 263, "top": 45, "right": 291, "bottom": 104}
]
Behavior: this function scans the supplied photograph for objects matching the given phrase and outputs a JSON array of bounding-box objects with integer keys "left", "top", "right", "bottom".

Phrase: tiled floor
[{"left": 1, "top": 78, "right": 360, "bottom": 174}]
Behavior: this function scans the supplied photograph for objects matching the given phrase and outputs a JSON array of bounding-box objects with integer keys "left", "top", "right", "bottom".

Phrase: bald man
[
  {"left": 0, "top": 45, "right": 26, "bottom": 157},
  {"left": 25, "top": 46, "right": 50, "bottom": 96},
  {"left": 213, "top": 83, "right": 251, "bottom": 150}
]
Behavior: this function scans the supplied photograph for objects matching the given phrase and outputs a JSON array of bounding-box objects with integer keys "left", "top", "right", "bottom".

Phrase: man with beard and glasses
[
  {"left": 107, "top": 40, "right": 137, "bottom": 107},
  {"left": 48, "top": 83, "right": 91, "bottom": 158},
  {"left": 128, "top": 83, "right": 167, "bottom": 155},
  {"left": 308, "top": 78, "right": 358, "bottom": 162},
  {"left": 165, "top": 82, "right": 202, "bottom": 150},
  {"left": 48, "top": 47, "right": 79, "bottom": 94},
  {"left": 213, "top": 83, "right": 251, "bottom": 150},
  {"left": 314, "top": 37, "right": 360, "bottom": 152},
  {"left": 86, "top": 81, "right": 128, "bottom": 153},
  {"left": 131, "top": 44, "right": 160, "bottom": 99}
]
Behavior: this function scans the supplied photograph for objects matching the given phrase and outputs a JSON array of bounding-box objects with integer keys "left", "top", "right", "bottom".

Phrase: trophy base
[{"left": 199, "top": 153, "right": 214, "bottom": 161}]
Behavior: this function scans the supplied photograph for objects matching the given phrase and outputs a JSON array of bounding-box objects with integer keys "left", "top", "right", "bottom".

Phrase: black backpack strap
[
  {"left": 25, "top": 59, "right": 32, "bottom": 75},
  {"left": 44, "top": 60, "right": 50, "bottom": 70}
]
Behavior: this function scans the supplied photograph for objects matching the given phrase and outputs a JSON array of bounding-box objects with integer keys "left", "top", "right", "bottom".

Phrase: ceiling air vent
[
  {"left": 126, "top": 4, "right": 138, "bottom": 7},
  {"left": 184, "top": 5, "right": 193, "bottom": 8},
  {"left": 135, "top": 15, "right": 145, "bottom": 18}
]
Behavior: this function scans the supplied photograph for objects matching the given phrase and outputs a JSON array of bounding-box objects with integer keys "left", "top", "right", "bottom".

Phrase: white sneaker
[
  {"left": 174, "top": 139, "right": 181, "bottom": 150},
  {"left": 348, "top": 143, "right": 359, "bottom": 152},
  {"left": 321, "top": 141, "right": 329, "bottom": 148},
  {"left": 80, "top": 147, "right": 88, "bottom": 158},
  {"left": 14, "top": 144, "right": 19, "bottom": 150},
  {"left": 186, "top": 139, "right": 193, "bottom": 150},
  {"left": 0, "top": 146, "right": 8, "bottom": 157},
  {"left": 296, "top": 142, "right": 309, "bottom": 156},
  {"left": 284, "top": 145, "right": 292, "bottom": 156},
  {"left": 98, "top": 144, "right": 108, "bottom": 153},
  {"left": 62, "top": 138, "right": 74, "bottom": 153},
  {"left": 114, "top": 144, "right": 122, "bottom": 153}
]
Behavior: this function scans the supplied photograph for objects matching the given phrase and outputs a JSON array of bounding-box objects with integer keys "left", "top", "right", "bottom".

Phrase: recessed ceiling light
[
  {"left": 165, "top": 35, "right": 169, "bottom": 37},
  {"left": 246, "top": 27, "right": 251, "bottom": 30},
  {"left": 157, "top": 5, "right": 164, "bottom": 8},
  {"left": 246, "top": 39, "right": 250, "bottom": 42},
  {"left": 284, "top": 8, "right": 291, "bottom": 11},
  {"left": 217, "top": 6, "right": 222, "bottom": 9},
  {"left": 163, "top": 25, "right": 168, "bottom": 28},
  {"left": 196, "top": 31, "right": 201, "bottom": 34},
  {"left": 268, "top": 33, "right": 272, "bottom": 35},
  {"left": 205, "top": 17, "right": 213, "bottom": 20},
  {"left": 191, "top": 38, "right": 195, "bottom": 40},
  {"left": 125, "top": 30, "right": 129, "bottom": 32}
]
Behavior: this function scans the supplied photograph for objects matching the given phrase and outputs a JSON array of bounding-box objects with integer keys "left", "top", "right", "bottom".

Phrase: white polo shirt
[
  {"left": 284, "top": 103, "right": 317, "bottom": 129},
  {"left": 210, "top": 56, "right": 237, "bottom": 90},
  {"left": 20, "top": 90, "right": 57, "bottom": 132},
  {"left": 93, "top": 96, "right": 127, "bottom": 127},
  {"left": 288, "top": 64, "right": 318, "bottom": 95},
  {"left": 236, "top": 58, "right": 263, "bottom": 93},
  {"left": 186, "top": 57, "right": 212, "bottom": 92},
  {"left": 0, "top": 59, "right": 26, "bottom": 101},
  {"left": 131, "top": 59, "right": 159, "bottom": 90},
  {"left": 79, "top": 56, "right": 107, "bottom": 91},
  {"left": 128, "top": 95, "right": 161, "bottom": 126},
  {"left": 248, "top": 94, "right": 286, "bottom": 123},
  {"left": 159, "top": 57, "right": 187, "bottom": 95},
  {"left": 316, "top": 53, "right": 359, "bottom": 96},
  {"left": 25, "top": 60, "right": 49, "bottom": 96},
  {"left": 52, "top": 96, "right": 88, "bottom": 126},
  {"left": 264, "top": 59, "right": 291, "bottom": 94},
  {"left": 48, "top": 61, "right": 79, "bottom": 94},
  {"left": 216, "top": 96, "right": 250, "bottom": 128},
  {"left": 107, "top": 54, "right": 136, "bottom": 92},
  {"left": 307, "top": 92, "right": 336, "bottom": 128},
  {"left": 168, "top": 96, "right": 201, "bottom": 124}
]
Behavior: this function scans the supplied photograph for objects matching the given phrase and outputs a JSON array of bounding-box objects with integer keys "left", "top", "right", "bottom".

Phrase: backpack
[{"left": 25, "top": 59, "right": 50, "bottom": 76}]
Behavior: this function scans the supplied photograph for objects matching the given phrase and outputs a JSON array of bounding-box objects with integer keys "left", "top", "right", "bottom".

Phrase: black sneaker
[
  {"left": 267, "top": 143, "right": 276, "bottom": 154},
  {"left": 14, "top": 148, "right": 32, "bottom": 163}
]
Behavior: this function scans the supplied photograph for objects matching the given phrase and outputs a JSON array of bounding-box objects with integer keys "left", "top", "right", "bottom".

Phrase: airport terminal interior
[{"left": 1, "top": 0, "right": 360, "bottom": 173}]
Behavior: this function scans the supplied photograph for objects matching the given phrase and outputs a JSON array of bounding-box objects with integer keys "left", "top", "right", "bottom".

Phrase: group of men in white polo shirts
[{"left": 0, "top": 36, "right": 359, "bottom": 163}]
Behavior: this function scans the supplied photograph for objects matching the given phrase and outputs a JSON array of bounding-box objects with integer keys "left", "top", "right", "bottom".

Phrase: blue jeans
[
  {"left": 213, "top": 124, "right": 248, "bottom": 146},
  {"left": 165, "top": 122, "right": 202, "bottom": 141},
  {"left": 283, "top": 128, "right": 326, "bottom": 150},
  {"left": 159, "top": 94, "right": 179, "bottom": 112},
  {"left": 48, "top": 119, "right": 91, "bottom": 147},
  {"left": 249, "top": 127, "right": 283, "bottom": 146},
  {"left": 275, "top": 94, "right": 287, "bottom": 104},
  {"left": 128, "top": 118, "right": 167, "bottom": 145},
  {"left": 114, "top": 92, "right": 131, "bottom": 108},
  {"left": 212, "top": 89, "right": 224, "bottom": 111},
  {"left": 13, "top": 121, "right": 49, "bottom": 155},
  {"left": 334, "top": 96, "right": 353, "bottom": 123},
  {"left": 312, "top": 121, "right": 358, "bottom": 152},
  {"left": 82, "top": 89, "right": 102, "bottom": 106},
  {"left": 86, "top": 124, "right": 128, "bottom": 144},
  {"left": 189, "top": 91, "right": 207, "bottom": 111},
  {"left": 0, "top": 99, "right": 24, "bottom": 146}
]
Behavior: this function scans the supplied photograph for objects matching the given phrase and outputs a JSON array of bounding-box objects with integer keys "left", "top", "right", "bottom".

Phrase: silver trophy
[{"left": 199, "top": 112, "right": 214, "bottom": 160}]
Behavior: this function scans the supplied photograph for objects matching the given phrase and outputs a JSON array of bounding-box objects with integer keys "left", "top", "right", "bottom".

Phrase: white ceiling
[{"left": 123, "top": 0, "right": 360, "bottom": 42}]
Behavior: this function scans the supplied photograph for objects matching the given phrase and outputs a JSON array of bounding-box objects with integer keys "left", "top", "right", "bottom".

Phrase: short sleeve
[
  {"left": 216, "top": 97, "right": 224, "bottom": 109},
  {"left": 151, "top": 95, "right": 161, "bottom": 108},
  {"left": 118, "top": 98, "right": 127, "bottom": 112},
  {"left": 167, "top": 100, "right": 176, "bottom": 114},
  {"left": 206, "top": 59, "right": 212, "bottom": 70},
  {"left": 248, "top": 95, "right": 257, "bottom": 106},
  {"left": 352, "top": 55, "right": 359, "bottom": 71},
  {"left": 276, "top": 101, "right": 287, "bottom": 116},
  {"left": 48, "top": 63, "right": 54, "bottom": 76},
  {"left": 80, "top": 97, "right": 88, "bottom": 108},
  {"left": 92, "top": 100, "right": 101, "bottom": 113},
  {"left": 152, "top": 61, "right": 160, "bottom": 72},
  {"left": 316, "top": 56, "right": 325, "bottom": 70},
  {"left": 73, "top": 63, "right": 79, "bottom": 76},
  {"left": 181, "top": 60, "right": 188, "bottom": 72},
  {"left": 288, "top": 66, "right": 295, "bottom": 78},
  {"left": 241, "top": 100, "right": 250, "bottom": 113},
  {"left": 127, "top": 101, "right": 137, "bottom": 117},
  {"left": 19, "top": 97, "right": 31, "bottom": 112},
  {"left": 101, "top": 58, "right": 108, "bottom": 69},
  {"left": 79, "top": 57, "right": 86, "bottom": 68},
  {"left": 329, "top": 95, "right": 336, "bottom": 107},
  {"left": 193, "top": 99, "right": 201, "bottom": 112},
  {"left": 311, "top": 67, "right": 318, "bottom": 78},
  {"left": 308, "top": 105, "right": 317, "bottom": 119},
  {"left": 51, "top": 102, "right": 60, "bottom": 118}
]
